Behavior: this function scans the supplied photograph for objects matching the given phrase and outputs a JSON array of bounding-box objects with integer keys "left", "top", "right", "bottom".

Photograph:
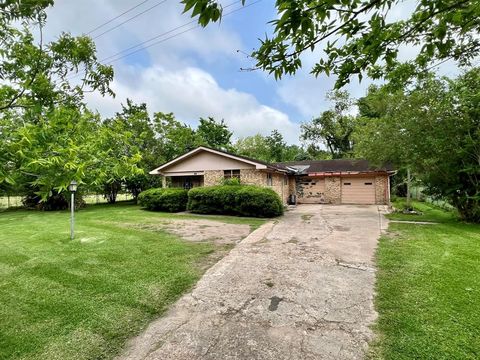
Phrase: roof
[
  {"left": 274, "top": 159, "right": 394, "bottom": 175},
  {"left": 149, "top": 146, "right": 288, "bottom": 175}
]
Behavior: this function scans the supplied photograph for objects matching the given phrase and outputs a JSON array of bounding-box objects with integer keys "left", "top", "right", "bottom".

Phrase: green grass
[
  {"left": 0, "top": 203, "right": 265, "bottom": 360},
  {"left": 387, "top": 198, "right": 458, "bottom": 223},
  {"left": 371, "top": 203, "right": 480, "bottom": 359}
]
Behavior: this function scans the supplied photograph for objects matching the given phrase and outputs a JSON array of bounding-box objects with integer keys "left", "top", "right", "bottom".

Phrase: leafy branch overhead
[{"left": 183, "top": 0, "right": 480, "bottom": 87}]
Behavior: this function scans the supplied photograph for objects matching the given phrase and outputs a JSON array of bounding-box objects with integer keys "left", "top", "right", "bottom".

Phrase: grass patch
[
  {"left": 371, "top": 206, "right": 480, "bottom": 359},
  {"left": 387, "top": 198, "right": 458, "bottom": 223},
  {"left": 0, "top": 203, "right": 264, "bottom": 360}
]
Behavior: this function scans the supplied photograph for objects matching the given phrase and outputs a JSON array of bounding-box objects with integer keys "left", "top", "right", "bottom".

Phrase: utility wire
[
  {"left": 92, "top": 0, "right": 169, "bottom": 40},
  {"left": 86, "top": 0, "right": 151, "bottom": 35},
  {"left": 68, "top": 0, "right": 260, "bottom": 81},
  {"left": 100, "top": 0, "right": 241, "bottom": 63},
  {"left": 105, "top": 0, "right": 261, "bottom": 64}
]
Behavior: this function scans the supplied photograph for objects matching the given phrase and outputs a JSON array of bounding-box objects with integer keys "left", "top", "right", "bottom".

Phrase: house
[{"left": 149, "top": 146, "right": 394, "bottom": 205}]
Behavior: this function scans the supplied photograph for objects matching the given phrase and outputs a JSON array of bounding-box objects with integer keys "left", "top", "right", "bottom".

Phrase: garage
[
  {"left": 296, "top": 177, "right": 325, "bottom": 203},
  {"left": 341, "top": 177, "right": 376, "bottom": 204}
]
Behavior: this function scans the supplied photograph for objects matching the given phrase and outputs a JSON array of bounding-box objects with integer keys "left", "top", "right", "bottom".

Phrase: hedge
[
  {"left": 187, "top": 185, "right": 283, "bottom": 217},
  {"left": 138, "top": 188, "right": 188, "bottom": 212}
]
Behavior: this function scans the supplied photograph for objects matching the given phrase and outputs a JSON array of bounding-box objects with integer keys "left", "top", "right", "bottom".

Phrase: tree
[
  {"left": 196, "top": 117, "right": 232, "bottom": 150},
  {"left": 153, "top": 112, "right": 198, "bottom": 161},
  {"left": 234, "top": 134, "right": 271, "bottom": 162},
  {"left": 4, "top": 106, "right": 142, "bottom": 206},
  {"left": 265, "top": 130, "right": 286, "bottom": 162},
  {"left": 355, "top": 69, "right": 480, "bottom": 222},
  {"left": 184, "top": 0, "right": 480, "bottom": 87},
  {"left": 106, "top": 100, "right": 162, "bottom": 201},
  {"left": 0, "top": 0, "right": 113, "bottom": 112},
  {"left": 301, "top": 91, "right": 356, "bottom": 158}
]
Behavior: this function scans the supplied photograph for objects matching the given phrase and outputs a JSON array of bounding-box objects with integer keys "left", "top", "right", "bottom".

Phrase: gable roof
[
  {"left": 149, "top": 146, "right": 288, "bottom": 175},
  {"left": 274, "top": 159, "right": 394, "bottom": 175}
]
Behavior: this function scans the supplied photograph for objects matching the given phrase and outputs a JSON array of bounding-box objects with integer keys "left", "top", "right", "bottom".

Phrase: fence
[{"left": 0, "top": 193, "right": 134, "bottom": 210}]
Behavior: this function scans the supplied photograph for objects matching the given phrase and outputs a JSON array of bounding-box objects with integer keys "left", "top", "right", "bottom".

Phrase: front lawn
[
  {"left": 0, "top": 203, "right": 264, "bottom": 360},
  {"left": 388, "top": 198, "right": 458, "bottom": 223},
  {"left": 371, "top": 202, "right": 480, "bottom": 359}
]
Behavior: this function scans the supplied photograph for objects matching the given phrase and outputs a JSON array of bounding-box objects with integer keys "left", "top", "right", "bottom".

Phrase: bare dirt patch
[{"left": 129, "top": 219, "right": 251, "bottom": 245}]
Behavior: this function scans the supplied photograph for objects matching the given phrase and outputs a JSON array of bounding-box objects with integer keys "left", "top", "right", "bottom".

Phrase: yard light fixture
[{"left": 68, "top": 180, "right": 78, "bottom": 240}]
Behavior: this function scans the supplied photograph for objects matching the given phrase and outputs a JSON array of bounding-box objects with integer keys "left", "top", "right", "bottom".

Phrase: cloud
[{"left": 86, "top": 65, "right": 301, "bottom": 143}]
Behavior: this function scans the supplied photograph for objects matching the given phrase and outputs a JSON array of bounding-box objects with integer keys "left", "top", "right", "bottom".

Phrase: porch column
[{"left": 162, "top": 176, "right": 167, "bottom": 188}]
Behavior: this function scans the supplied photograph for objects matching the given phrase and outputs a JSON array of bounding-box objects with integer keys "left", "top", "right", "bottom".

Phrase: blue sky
[{"left": 43, "top": 0, "right": 458, "bottom": 144}]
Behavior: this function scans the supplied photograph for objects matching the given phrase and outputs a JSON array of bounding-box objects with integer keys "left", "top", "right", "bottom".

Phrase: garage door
[
  {"left": 341, "top": 177, "right": 375, "bottom": 204},
  {"left": 297, "top": 177, "right": 326, "bottom": 203}
]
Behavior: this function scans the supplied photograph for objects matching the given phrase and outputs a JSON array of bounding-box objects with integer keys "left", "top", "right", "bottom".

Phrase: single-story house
[{"left": 149, "top": 146, "right": 394, "bottom": 205}]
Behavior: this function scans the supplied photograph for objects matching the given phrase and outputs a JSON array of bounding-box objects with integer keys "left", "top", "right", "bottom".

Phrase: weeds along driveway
[{"left": 118, "top": 205, "right": 388, "bottom": 360}]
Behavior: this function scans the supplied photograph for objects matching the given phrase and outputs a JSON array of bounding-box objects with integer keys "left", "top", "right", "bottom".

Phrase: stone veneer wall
[
  {"left": 240, "top": 169, "right": 288, "bottom": 204},
  {"left": 203, "top": 170, "right": 224, "bottom": 186},
  {"left": 375, "top": 175, "right": 389, "bottom": 204},
  {"left": 324, "top": 177, "right": 341, "bottom": 204}
]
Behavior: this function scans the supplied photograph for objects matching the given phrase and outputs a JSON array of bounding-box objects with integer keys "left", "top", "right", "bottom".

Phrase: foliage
[
  {"left": 354, "top": 69, "right": 480, "bottom": 222},
  {"left": 185, "top": 0, "right": 480, "bottom": 87},
  {"left": 2, "top": 106, "right": 142, "bottom": 202},
  {"left": 265, "top": 129, "right": 286, "bottom": 162},
  {"left": 0, "top": 0, "right": 113, "bottom": 112},
  {"left": 187, "top": 185, "right": 284, "bottom": 217},
  {"left": 196, "top": 116, "right": 233, "bottom": 150},
  {"left": 234, "top": 131, "right": 309, "bottom": 162},
  {"left": 373, "top": 217, "right": 480, "bottom": 358},
  {"left": 138, "top": 187, "right": 189, "bottom": 212},
  {"left": 301, "top": 91, "right": 356, "bottom": 159}
]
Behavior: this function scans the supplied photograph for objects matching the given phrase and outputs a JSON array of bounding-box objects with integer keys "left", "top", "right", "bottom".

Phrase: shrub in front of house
[
  {"left": 138, "top": 188, "right": 188, "bottom": 212},
  {"left": 187, "top": 185, "right": 283, "bottom": 217}
]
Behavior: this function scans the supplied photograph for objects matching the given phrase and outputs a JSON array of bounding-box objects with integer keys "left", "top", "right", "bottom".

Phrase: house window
[
  {"left": 267, "top": 173, "right": 273, "bottom": 186},
  {"left": 224, "top": 169, "right": 240, "bottom": 180}
]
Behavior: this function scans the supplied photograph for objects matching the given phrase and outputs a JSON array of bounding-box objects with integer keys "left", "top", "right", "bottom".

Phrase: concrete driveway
[{"left": 118, "top": 205, "right": 388, "bottom": 360}]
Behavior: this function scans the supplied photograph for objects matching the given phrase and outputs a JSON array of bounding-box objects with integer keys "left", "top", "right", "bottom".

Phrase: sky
[{"left": 42, "top": 0, "right": 458, "bottom": 144}]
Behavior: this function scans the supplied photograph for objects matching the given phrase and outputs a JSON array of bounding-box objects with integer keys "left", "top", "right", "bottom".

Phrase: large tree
[
  {"left": 0, "top": 0, "right": 113, "bottom": 112},
  {"left": 301, "top": 91, "right": 356, "bottom": 158},
  {"left": 196, "top": 117, "right": 233, "bottom": 150},
  {"left": 184, "top": 0, "right": 480, "bottom": 87},
  {"left": 355, "top": 69, "right": 480, "bottom": 222}
]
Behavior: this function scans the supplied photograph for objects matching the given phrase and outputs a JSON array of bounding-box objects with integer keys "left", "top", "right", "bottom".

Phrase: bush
[
  {"left": 187, "top": 185, "right": 283, "bottom": 218},
  {"left": 138, "top": 188, "right": 188, "bottom": 212}
]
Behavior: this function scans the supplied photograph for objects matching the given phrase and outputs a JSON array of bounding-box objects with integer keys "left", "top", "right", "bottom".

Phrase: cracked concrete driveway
[{"left": 118, "top": 205, "right": 388, "bottom": 360}]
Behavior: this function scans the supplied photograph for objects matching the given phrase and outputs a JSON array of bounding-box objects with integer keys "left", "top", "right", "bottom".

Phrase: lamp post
[{"left": 68, "top": 180, "right": 78, "bottom": 240}]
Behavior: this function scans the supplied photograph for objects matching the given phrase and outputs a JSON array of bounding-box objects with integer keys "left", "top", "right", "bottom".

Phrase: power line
[
  {"left": 100, "top": 0, "right": 241, "bottom": 63},
  {"left": 67, "top": 0, "right": 260, "bottom": 81},
  {"left": 86, "top": 0, "right": 151, "bottom": 35},
  {"left": 105, "top": 0, "right": 261, "bottom": 64},
  {"left": 92, "top": 0, "right": 169, "bottom": 40}
]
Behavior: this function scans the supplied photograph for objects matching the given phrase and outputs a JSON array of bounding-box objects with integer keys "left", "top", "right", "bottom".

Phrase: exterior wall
[
  {"left": 163, "top": 151, "right": 255, "bottom": 173},
  {"left": 324, "top": 177, "right": 342, "bottom": 204},
  {"left": 375, "top": 175, "right": 389, "bottom": 204},
  {"left": 240, "top": 169, "right": 288, "bottom": 204},
  {"left": 204, "top": 170, "right": 224, "bottom": 186}
]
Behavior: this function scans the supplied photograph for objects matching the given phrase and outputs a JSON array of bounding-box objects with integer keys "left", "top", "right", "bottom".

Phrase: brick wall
[
  {"left": 240, "top": 169, "right": 288, "bottom": 204},
  {"left": 375, "top": 175, "right": 389, "bottom": 204},
  {"left": 324, "top": 177, "right": 341, "bottom": 204},
  {"left": 204, "top": 170, "right": 223, "bottom": 186}
]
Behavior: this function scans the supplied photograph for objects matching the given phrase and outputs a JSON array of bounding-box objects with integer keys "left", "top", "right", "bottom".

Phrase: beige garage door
[{"left": 341, "top": 177, "right": 375, "bottom": 204}]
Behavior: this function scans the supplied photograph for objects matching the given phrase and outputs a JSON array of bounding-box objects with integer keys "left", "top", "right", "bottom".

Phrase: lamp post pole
[
  {"left": 70, "top": 191, "right": 75, "bottom": 240},
  {"left": 68, "top": 180, "right": 78, "bottom": 240}
]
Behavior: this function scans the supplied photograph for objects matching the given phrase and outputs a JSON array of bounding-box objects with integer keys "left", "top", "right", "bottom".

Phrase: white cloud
[{"left": 86, "top": 65, "right": 301, "bottom": 143}]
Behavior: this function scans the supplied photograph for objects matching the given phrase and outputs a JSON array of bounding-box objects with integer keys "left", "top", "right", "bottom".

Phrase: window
[
  {"left": 267, "top": 173, "right": 273, "bottom": 186},
  {"left": 224, "top": 169, "right": 240, "bottom": 180},
  {"left": 343, "top": 182, "right": 351, "bottom": 185},
  {"left": 364, "top": 182, "right": 373, "bottom": 185}
]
